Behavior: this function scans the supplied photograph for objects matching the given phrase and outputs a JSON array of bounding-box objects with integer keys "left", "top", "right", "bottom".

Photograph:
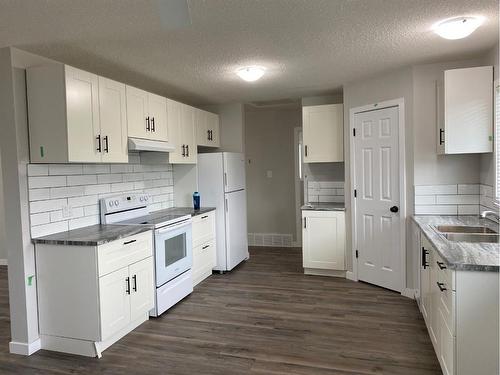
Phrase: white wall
[
  {"left": 204, "top": 102, "right": 245, "bottom": 153},
  {"left": 0, "top": 151, "right": 6, "bottom": 263},
  {"left": 245, "top": 106, "right": 301, "bottom": 242}
]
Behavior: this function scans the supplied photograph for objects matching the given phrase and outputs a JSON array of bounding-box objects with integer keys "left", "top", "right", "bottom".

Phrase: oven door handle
[{"left": 155, "top": 220, "right": 192, "bottom": 234}]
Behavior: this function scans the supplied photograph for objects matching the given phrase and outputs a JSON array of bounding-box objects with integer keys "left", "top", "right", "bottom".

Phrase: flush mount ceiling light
[
  {"left": 236, "top": 66, "right": 266, "bottom": 82},
  {"left": 433, "top": 16, "right": 484, "bottom": 40}
]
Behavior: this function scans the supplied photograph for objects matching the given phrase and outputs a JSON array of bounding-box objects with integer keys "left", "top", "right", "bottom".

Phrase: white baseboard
[
  {"left": 346, "top": 271, "right": 357, "bottom": 281},
  {"left": 401, "top": 288, "right": 417, "bottom": 299},
  {"left": 9, "top": 339, "right": 41, "bottom": 355},
  {"left": 304, "top": 268, "right": 346, "bottom": 278},
  {"left": 0, "top": 259, "right": 7, "bottom": 266}
]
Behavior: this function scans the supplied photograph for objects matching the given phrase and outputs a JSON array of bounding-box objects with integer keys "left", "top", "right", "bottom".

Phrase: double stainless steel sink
[{"left": 434, "top": 225, "right": 499, "bottom": 243}]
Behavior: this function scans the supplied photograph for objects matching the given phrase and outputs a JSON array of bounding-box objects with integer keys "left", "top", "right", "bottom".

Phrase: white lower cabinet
[
  {"left": 419, "top": 235, "right": 499, "bottom": 375},
  {"left": 192, "top": 210, "right": 216, "bottom": 286},
  {"left": 302, "top": 210, "right": 345, "bottom": 275},
  {"left": 36, "top": 230, "right": 154, "bottom": 357}
]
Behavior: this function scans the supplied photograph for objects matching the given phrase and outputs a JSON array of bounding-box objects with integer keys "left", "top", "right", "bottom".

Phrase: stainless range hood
[{"left": 128, "top": 137, "right": 176, "bottom": 153}]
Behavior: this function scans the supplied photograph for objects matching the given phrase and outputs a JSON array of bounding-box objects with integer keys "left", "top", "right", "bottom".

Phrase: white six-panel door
[{"left": 353, "top": 106, "right": 402, "bottom": 292}]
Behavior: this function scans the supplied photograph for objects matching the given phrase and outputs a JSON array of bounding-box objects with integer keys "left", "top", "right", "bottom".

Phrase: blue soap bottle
[{"left": 193, "top": 192, "right": 200, "bottom": 210}]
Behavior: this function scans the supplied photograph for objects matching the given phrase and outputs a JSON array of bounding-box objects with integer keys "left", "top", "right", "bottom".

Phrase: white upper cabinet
[
  {"left": 437, "top": 66, "right": 493, "bottom": 154},
  {"left": 196, "top": 108, "right": 220, "bottom": 147},
  {"left": 27, "top": 64, "right": 128, "bottom": 163},
  {"left": 126, "top": 86, "right": 168, "bottom": 142},
  {"left": 168, "top": 99, "right": 197, "bottom": 164},
  {"left": 303, "top": 104, "right": 344, "bottom": 163},
  {"left": 98, "top": 77, "right": 128, "bottom": 163}
]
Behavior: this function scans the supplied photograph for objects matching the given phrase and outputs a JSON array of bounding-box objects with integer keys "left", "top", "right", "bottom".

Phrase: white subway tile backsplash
[
  {"left": 415, "top": 195, "right": 436, "bottom": 205},
  {"left": 415, "top": 205, "right": 458, "bottom": 215},
  {"left": 31, "top": 221, "right": 69, "bottom": 238},
  {"left": 457, "top": 184, "right": 480, "bottom": 195},
  {"left": 67, "top": 175, "right": 98, "bottom": 186},
  {"left": 30, "top": 198, "right": 67, "bottom": 214},
  {"left": 83, "top": 164, "right": 110, "bottom": 175},
  {"left": 28, "top": 188, "right": 50, "bottom": 201},
  {"left": 28, "top": 159, "right": 175, "bottom": 238},
  {"left": 307, "top": 180, "right": 345, "bottom": 203},
  {"left": 68, "top": 215, "right": 100, "bottom": 230},
  {"left": 458, "top": 205, "right": 480, "bottom": 215},
  {"left": 28, "top": 176, "right": 66, "bottom": 189},
  {"left": 27, "top": 164, "right": 48, "bottom": 176},
  {"left": 30, "top": 212, "right": 50, "bottom": 226},
  {"left": 50, "top": 186, "right": 85, "bottom": 199},
  {"left": 480, "top": 184, "right": 494, "bottom": 198},
  {"left": 415, "top": 184, "right": 457, "bottom": 195},
  {"left": 436, "top": 194, "right": 479, "bottom": 205}
]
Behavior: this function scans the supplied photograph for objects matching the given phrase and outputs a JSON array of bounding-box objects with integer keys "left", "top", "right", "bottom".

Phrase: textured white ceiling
[{"left": 0, "top": 0, "right": 498, "bottom": 105}]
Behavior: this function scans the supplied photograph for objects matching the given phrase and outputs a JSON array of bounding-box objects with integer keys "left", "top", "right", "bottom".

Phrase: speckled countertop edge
[
  {"left": 301, "top": 203, "right": 346, "bottom": 211},
  {"left": 412, "top": 215, "right": 499, "bottom": 272},
  {"left": 32, "top": 224, "right": 153, "bottom": 247}
]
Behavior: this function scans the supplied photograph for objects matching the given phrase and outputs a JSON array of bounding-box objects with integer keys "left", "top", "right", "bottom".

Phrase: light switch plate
[{"left": 266, "top": 170, "right": 273, "bottom": 178}]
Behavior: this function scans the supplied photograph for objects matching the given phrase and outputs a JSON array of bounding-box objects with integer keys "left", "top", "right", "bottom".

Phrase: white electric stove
[{"left": 100, "top": 193, "right": 193, "bottom": 317}]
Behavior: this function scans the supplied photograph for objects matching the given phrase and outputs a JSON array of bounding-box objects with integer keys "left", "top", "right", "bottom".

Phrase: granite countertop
[
  {"left": 412, "top": 215, "right": 499, "bottom": 272},
  {"left": 301, "top": 203, "right": 346, "bottom": 211},
  {"left": 157, "top": 207, "right": 216, "bottom": 217},
  {"left": 32, "top": 224, "right": 153, "bottom": 246}
]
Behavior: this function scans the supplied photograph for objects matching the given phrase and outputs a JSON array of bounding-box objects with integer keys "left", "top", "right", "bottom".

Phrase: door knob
[{"left": 390, "top": 206, "right": 399, "bottom": 213}]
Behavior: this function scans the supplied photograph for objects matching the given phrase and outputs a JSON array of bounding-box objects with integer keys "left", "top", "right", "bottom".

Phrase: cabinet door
[
  {"left": 99, "top": 267, "right": 130, "bottom": 340},
  {"left": 98, "top": 77, "right": 128, "bottom": 163},
  {"left": 441, "top": 66, "right": 493, "bottom": 154},
  {"left": 420, "top": 238, "right": 431, "bottom": 323},
  {"left": 302, "top": 211, "right": 345, "bottom": 270},
  {"left": 195, "top": 108, "right": 209, "bottom": 146},
  {"left": 429, "top": 250, "right": 440, "bottom": 353},
  {"left": 148, "top": 93, "right": 168, "bottom": 141},
  {"left": 65, "top": 66, "right": 101, "bottom": 163},
  {"left": 303, "top": 104, "right": 343, "bottom": 163},
  {"left": 126, "top": 85, "right": 149, "bottom": 139},
  {"left": 207, "top": 112, "right": 220, "bottom": 147},
  {"left": 181, "top": 104, "right": 197, "bottom": 164},
  {"left": 439, "top": 308, "right": 455, "bottom": 375},
  {"left": 129, "top": 257, "right": 154, "bottom": 322},
  {"left": 167, "top": 99, "right": 184, "bottom": 163}
]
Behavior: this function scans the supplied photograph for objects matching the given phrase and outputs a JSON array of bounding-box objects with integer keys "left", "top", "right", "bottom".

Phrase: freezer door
[
  {"left": 224, "top": 189, "right": 249, "bottom": 270},
  {"left": 223, "top": 152, "right": 246, "bottom": 193}
]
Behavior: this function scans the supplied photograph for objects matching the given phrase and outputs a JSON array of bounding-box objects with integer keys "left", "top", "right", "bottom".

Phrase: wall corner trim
[
  {"left": 345, "top": 271, "right": 357, "bottom": 281},
  {"left": 0, "top": 259, "right": 7, "bottom": 266},
  {"left": 9, "top": 339, "right": 41, "bottom": 356}
]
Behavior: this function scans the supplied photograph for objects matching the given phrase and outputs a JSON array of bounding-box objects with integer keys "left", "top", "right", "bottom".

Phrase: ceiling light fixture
[
  {"left": 433, "top": 16, "right": 484, "bottom": 40},
  {"left": 236, "top": 66, "right": 266, "bottom": 82}
]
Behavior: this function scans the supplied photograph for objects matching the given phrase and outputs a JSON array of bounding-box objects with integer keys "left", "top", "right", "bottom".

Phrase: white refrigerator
[{"left": 198, "top": 152, "right": 249, "bottom": 271}]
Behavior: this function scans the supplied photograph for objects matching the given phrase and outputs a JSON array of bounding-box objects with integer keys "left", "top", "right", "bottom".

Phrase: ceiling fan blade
[{"left": 156, "top": 0, "right": 192, "bottom": 30}]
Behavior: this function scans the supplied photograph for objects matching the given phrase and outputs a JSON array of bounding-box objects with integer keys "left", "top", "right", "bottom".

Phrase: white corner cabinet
[
  {"left": 35, "top": 230, "right": 154, "bottom": 357},
  {"left": 192, "top": 210, "right": 217, "bottom": 286},
  {"left": 126, "top": 85, "right": 168, "bottom": 142},
  {"left": 27, "top": 64, "right": 128, "bottom": 163},
  {"left": 302, "top": 210, "right": 346, "bottom": 275},
  {"left": 302, "top": 104, "right": 344, "bottom": 163},
  {"left": 167, "top": 99, "right": 197, "bottom": 164},
  {"left": 195, "top": 108, "right": 220, "bottom": 148},
  {"left": 437, "top": 66, "right": 493, "bottom": 154},
  {"left": 419, "top": 234, "right": 499, "bottom": 375}
]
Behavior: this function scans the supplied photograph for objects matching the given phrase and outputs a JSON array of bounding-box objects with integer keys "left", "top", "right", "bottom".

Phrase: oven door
[{"left": 154, "top": 219, "right": 193, "bottom": 287}]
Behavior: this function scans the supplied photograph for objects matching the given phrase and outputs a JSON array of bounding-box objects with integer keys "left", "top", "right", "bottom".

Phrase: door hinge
[
  {"left": 353, "top": 128, "right": 356, "bottom": 137},
  {"left": 355, "top": 250, "right": 359, "bottom": 259},
  {"left": 354, "top": 189, "right": 357, "bottom": 198}
]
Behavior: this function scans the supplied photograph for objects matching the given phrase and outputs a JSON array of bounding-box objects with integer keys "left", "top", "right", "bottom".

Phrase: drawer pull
[
  {"left": 202, "top": 245, "right": 210, "bottom": 250},
  {"left": 123, "top": 239, "right": 137, "bottom": 245},
  {"left": 125, "top": 277, "right": 131, "bottom": 294},
  {"left": 437, "top": 282, "right": 447, "bottom": 292},
  {"left": 201, "top": 215, "right": 208, "bottom": 219},
  {"left": 437, "top": 261, "right": 447, "bottom": 270}
]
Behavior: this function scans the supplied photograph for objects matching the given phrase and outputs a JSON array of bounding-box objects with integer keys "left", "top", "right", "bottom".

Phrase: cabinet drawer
[
  {"left": 192, "top": 211, "right": 215, "bottom": 248},
  {"left": 435, "top": 254, "right": 456, "bottom": 335},
  {"left": 98, "top": 231, "right": 153, "bottom": 277},
  {"left": 193, "top": 240, "right": 216, "bottom": 271}
]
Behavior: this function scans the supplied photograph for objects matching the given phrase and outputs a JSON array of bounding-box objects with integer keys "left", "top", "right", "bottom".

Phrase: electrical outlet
[
  {"left": 266, "top": 170, "right": 273, "bottom": 178},
  {"left": 62, "top": 205, "right": 71, "bottom": 218}
]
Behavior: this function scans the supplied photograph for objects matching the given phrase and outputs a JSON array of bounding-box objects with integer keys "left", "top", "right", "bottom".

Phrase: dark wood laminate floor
[{"left": 0, "top": 247, "right": 441, "bottom": 374}]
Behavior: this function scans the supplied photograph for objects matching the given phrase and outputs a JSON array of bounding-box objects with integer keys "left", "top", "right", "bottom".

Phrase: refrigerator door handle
[
  {"left": 224, "top": 172, "right": 227, "bottom": 187},
  {"left": 225, "top": 198, "right": 228, "bottom": 212}
]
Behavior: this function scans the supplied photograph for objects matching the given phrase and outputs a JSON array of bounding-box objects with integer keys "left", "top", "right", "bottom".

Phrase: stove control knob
[
  {"left": 144, "top": 196, "right": 149, "bottom": 201},
  {"left": 109, "top": 201, "right": 113, "bottom": 207},
  {"left": 139, "top": 196, "right": 144, "bottom": 202},
  {"left": 114, "top": 200, "right": 119, "bottom": 206}
]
